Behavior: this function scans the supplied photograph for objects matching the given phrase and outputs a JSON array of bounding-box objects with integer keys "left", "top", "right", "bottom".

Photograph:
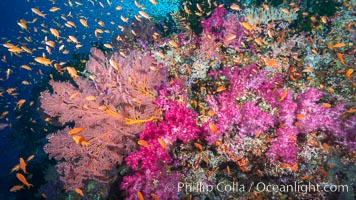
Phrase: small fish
[
  {"left": 224, "top": 34, "right": 236, "bottom": 42},
  {"left": 20, "top": 65, "right": 32, "bottom": 71},
  {"left": 262, "top": 4, "right": 269, "bottom": 10},
  {"left": 17, "top": 20, "right": 28, "bottom": 31},
  {"left": 120, "top": 15, "right": 128, "bottom": 23},
  {"left": 98, "top": 21, "right": 105, "bottom": 27},
  {"left": 6, "top": 68, "right": 11, "bottom": 80},
  {"left": 263, "top": 57, "right": 279, "bottom": 68},
  {"left": 66, "top": 67, "right": 79, "bottom": 78},
  {"left": 31, "top": 8, "right": 46, "bottom": 18},
  {"left": 79, "top": 19, "right": 88, "bottom": 28},
  {"left": 49, "top": 7, "right": 61, "bottom": 12},
  {"left": 333, "top": 43, "right": 346, "bottom": 48},
  {"left": 322, "top": 103, "right": 332, "bottom": 108},
  {"left": 109, "top": 59, "right": 120, "bottom": 72},
  {"left": 16, "top": 173, "right": 33, "bottom": 188},
  {"left": 320, "top": 16, "right": 327, "bottom": 23},
  {"left": 226, "top": 165, "right": 231, "bottom": 175},
  {"left": 308, "top": 139, "right": 319, "bottom": 147},
  {"left": 150, "top": 193, "right": 159, "bottom": 200},
  {"left": 319, "top": 168, "right": 329, "bottom": 176},
  {"left": 0, "top": 123, "right": 9, "bottom": 131},
  {"left": 75, "top": 188, "right": 84, "bottom": 197},
  {"left": 72, "top": 135, "right": 89, "bottom": 147},
  {"left": 281, "top": 8, "right": 290, "bottom": 14},
  {"left": 19, "top": 158, "right": 27, "bottom": 174},
  {"left": 168, "top": 40, "right": 179, "bottom": 48},
  {"left": 138, "top": 139, "right": 150, "bottom": 147},
  {"left": 21, "top": 46, "right": 32, "bottom": 54},
  {"left": 196, "top": 3, "right": 203, "bottom": 12},
  {"left": 254, "top": 37, "right": 263, "bottom": 46},
  {"left": 207, "top": 109, "right": 215, "bottom": 117},
  {"left": 115, "top": 6, "right": 122, "bottom": 10},
  {"left": 45, "top": 40, "right": 55, "bottom": 48},
  {"left": 68, "top": 35, "right": 80, "bottom": 44},
  {"left": 336, "top": 53, "right": 345, "bottom": 65},
  {"left": 104, "top": 43, "right": 114, "bottom": 49},
  {"left": 216, "top": 86, "right": 226, "bottom": 92},
  {"left": 157, "top": 138, "right": 167, "bottom": 149},
  {"left": 302, "top": 66, "right": 313, "bottom": 73},
  {"left": 296, "top": 114, "right": 306, "bottom": 120},
  {"left": 34, "top": 57, "right": 53, "bottom": 66},
  {"left": 68, "top": 127, "right": 86, "bottom": 135},
  {"left": 209, "top": 123, "right": 218, "bottom": 134},
  {"left": 137, "top": 191, "right": 144, "bottom": 200},
  {"left": 86, "top": 95, "right": 96, "bottom": 101},
  {"left": 194, "top": 142, "right": 203, "bottom": 151},
  {"left": 345, "top": 69, "right": 353, "bottom": 79},
  {"left": 279, "top": 89, "right": 287, "bottom": 101},
  {"left": 230, "top": 3, "right": 242, "bottom": 11},
  {"left": 183, "top": 3, "right": 191, "bottom": 15},
  {"left": 139, "top": 11, "right": 151, "bottom": 20},
  {"left": 149, "top": 0, "right": 158, "bottom": 5},
  {"left": 9, "top": 185, "right": 24, "bottom": 192},
  {"left": 301, "top": 175, "right": 312, "bottom": 180},
  {"left": 240, "top": 22, "right": 253, "bottom": 31},
  {"left": 16, "top": 99, "right": 26, "bottom": 109},
  {"left": 26, "top": 155, "right": 35, "bottom": 162},
  {"left": 11, "top": 163, "right": 20, "bottom": 173},
  {"left": 155, "top": 51, "right": 166, "bottom": 60}
]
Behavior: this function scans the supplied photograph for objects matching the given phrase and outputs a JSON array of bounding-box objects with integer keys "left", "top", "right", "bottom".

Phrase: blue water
[{"left": 0, "top": 0, "right": 182, "bottom": 199}]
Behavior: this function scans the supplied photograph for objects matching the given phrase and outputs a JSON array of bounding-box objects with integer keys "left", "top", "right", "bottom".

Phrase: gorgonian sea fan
[{"left": 41, "top": 47, "right": 167, "bottom": 190}]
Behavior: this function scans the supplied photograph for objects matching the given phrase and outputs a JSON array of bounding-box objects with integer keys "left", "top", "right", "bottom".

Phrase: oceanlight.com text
[{"left": 176, "top": 181, "right": 349, "bottom": 194}]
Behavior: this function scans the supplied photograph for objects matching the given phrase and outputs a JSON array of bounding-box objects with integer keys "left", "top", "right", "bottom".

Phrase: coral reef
[{"left": 39, "top": 3, "right": 355, "bottom": 199}]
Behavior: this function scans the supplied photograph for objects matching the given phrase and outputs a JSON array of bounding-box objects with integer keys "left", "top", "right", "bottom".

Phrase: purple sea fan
[{"left": 41, "top": 47, "right": 168, "bottom": 191}]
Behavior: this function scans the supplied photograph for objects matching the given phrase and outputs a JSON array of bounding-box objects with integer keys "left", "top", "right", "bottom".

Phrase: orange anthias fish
[
  {"left": 16, "top": 173, "right": 33, "bottom": 188},
  {"left": 137, "top": 191, "right": 144, "bottom": 200},
  {"left": 9, "top": 185, "right": 24, "bottom": 192},
  {"left": 75, "top": 188, "right": 84, "bottom": 197},
  {"left": 139, "top": 11, "right": 151, "bottom": 20},
  {"left": 157, "top": 138, "right": 167, "bottom": 149},
  {"left": 34, "top": 57, "right": 53, "bottom": 66},
  {"left": 31, "top": 8, "right": 46, "bottom": 18},
  {"left": 68, "top": 127, "right": 86, "bottom": 135},
  {"left": 16, "top": 99, "right": 26, "bottom": 109},
  {"left": 72, "top": 135, "right": 89, "bottom": 147},
  {"left": 262, "top": 57, "right": 280, "bottom": 68},
  {"left": 345, "top": 69, "right": 353, "bottom": 79},
  {"left": 138, "top": 139, "right": 150, "bottom": 147},
  {"left": 19, "top": 157, "right": 27, "bottom": 174}
]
